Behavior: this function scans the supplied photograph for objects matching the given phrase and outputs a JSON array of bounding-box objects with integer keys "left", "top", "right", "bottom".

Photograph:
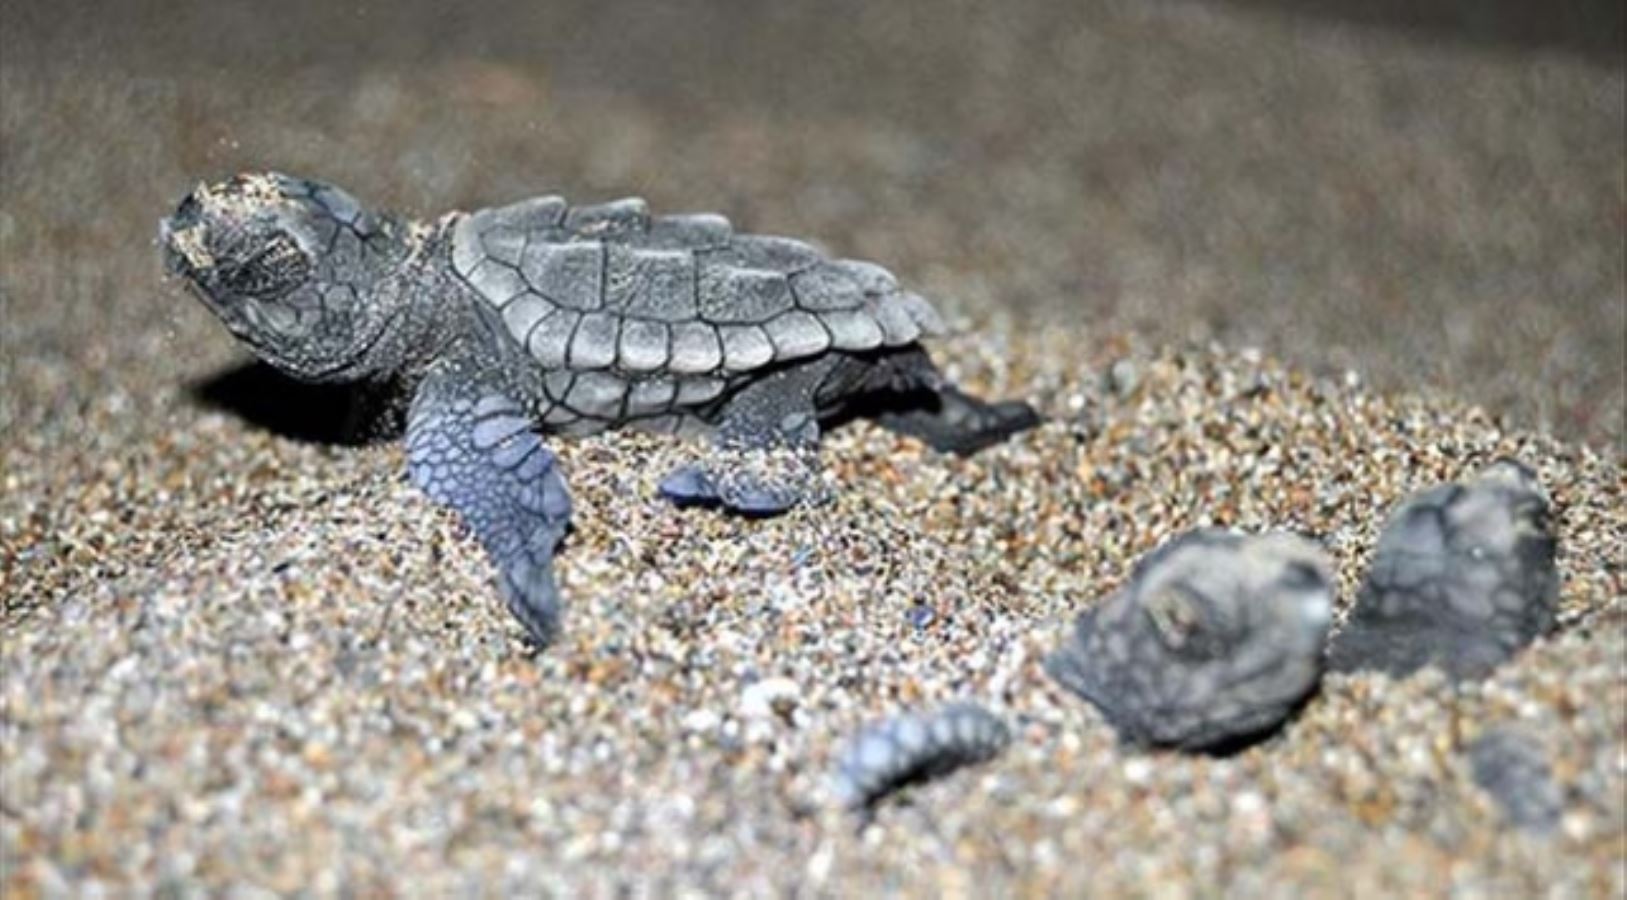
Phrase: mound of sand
[{"left": 3, "top": 333, "right": 1620, "bottom": 894}]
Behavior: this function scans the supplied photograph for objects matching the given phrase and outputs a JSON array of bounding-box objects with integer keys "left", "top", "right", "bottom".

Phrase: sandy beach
[{"left": 3, "top": 1, "right": 1623, "bottom": 894}]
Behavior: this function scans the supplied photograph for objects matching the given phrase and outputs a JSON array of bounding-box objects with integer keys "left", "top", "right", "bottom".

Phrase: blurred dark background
[{"left": 3, "top": 0, "right": 1622, "bottom": 447}]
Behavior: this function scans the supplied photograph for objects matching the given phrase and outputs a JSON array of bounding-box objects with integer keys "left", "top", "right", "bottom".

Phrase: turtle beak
[
  {"left": 158, "top": 194, "right": 215, "bottom": 282},
  {"left": 157, "top": 216, "right": 185, "bottom": 277}
]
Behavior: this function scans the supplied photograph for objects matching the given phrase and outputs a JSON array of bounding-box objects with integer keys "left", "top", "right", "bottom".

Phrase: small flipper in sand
[{"left": 407, "top": 366, "right": 573, "bottom": 646}]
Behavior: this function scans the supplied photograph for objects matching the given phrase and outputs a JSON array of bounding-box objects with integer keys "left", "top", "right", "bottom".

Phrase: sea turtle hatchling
[
  {"left": 1047, "top": 529, "right": 1335, "bottom": 752},
  {"left": 1327, "top": 459, "right": 1559, "bottom": 681},
  {"left": 159, "top": 173, "right": 1039, "bottom": 645}
]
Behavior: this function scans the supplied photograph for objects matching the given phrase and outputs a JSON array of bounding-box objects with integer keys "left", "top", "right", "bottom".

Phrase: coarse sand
[{"left": 3, "top": 331, "right": 1622, "bottom": 894}]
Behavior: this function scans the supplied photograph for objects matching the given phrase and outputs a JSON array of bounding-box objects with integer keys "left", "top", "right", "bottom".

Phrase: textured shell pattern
[{"left": 450, "top": 195, "right": 945, "bottom": 428}]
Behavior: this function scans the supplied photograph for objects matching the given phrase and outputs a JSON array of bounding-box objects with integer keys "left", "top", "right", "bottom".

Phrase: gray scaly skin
[
  {"left": 1327, "top": 459, "right": 1558, "bottom": 681},
  {"left": 828, "top": 702, "right": 1011, "bottom": 811},
  {"left": 159, "top": 172, "right": 1039, "bottom": 646},
  {"left": 1047, "top": 529, "right": 1335, "bottom": 752},
  {"left": 1466, "top": 725, "right": 1564, "bottom": 832}
]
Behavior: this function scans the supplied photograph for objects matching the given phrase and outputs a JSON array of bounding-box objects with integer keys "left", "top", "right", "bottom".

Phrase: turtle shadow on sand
[{"left": 187, "top": 361, "right": 406, "bottom": 447}]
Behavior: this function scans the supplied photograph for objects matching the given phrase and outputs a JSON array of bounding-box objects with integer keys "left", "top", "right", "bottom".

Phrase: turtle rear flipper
[
  {"left": 407, "top": 366, "right": 573, "bottom": 646},
  {"left": 875, "top": 385, "right": 1041, "bottom": 456},
  {"left": 820, "top": 346, "right": 1041, "bottom": 455}
]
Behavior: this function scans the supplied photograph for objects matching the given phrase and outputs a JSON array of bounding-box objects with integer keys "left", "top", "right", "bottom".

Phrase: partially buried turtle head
[
  {"left": 1047, "top": 529, "right": 1335, "bottom": 752},
  {"left": 160, "top": 172, "right": 417, "bottom": 381}
]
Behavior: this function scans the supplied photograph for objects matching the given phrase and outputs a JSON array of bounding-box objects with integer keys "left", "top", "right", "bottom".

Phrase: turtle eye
[
  {"left": 220, "top": 232, "right": 310, "bottom": 299},
  {"left": 1276, "top": 562, "right": 1326, "bottom": 592},
  {"left": 1145, "top": 587, "right": 1202, "bottom": 650}
]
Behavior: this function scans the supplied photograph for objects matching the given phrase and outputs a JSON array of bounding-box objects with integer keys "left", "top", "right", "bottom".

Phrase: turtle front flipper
[
  {"left": 407, "top": 366, "right": 572, "bottom": 646},
  {"left": 659, "top": 362, "right": 832, "bottom": 516},
  {"left": 658, "top": 440, "right": 825, "bottom": 516}
]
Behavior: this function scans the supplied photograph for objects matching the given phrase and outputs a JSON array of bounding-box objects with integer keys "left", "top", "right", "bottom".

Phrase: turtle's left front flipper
[
  {"left": 407, "top": 367, "right": 572, "bottom": 646},
  {"left": 658, "top": 361, "right": 831, "bottom": 516}
]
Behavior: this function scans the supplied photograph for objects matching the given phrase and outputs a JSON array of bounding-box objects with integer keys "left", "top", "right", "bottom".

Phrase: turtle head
[
  {"left": 1137, "top": 530, "right": 1334, "bottom": 664},
  {"left": 160, "top": 172, "right": 415, "bottom": 382}
]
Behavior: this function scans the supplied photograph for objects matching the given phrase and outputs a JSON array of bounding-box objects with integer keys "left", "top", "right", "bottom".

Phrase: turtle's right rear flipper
[{"left": 876, "top": 385, "right": 1041, "bottom": 456}]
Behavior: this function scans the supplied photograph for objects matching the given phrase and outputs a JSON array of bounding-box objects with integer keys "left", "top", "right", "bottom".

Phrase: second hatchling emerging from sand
[
  {"left": 1048, "top": 529, "right": 1335, "bottom": 752},
  {"left": 159, "top": 173, "right": 1039, "bottom": 646},
  {"left": 1328, "top": 459, "right": 1559, "bottom": 681}
]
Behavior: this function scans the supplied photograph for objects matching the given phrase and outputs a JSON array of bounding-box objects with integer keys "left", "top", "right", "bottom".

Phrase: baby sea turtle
[
  {"left": 1047, "top": 529, "right": 1334, "bottom": 752},
  {"left": 160, "top": 173, "right": 1039, "bottom": 645},
  {"left": 1327, "top": 459, "right": 1558, "bottom": 681}
]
